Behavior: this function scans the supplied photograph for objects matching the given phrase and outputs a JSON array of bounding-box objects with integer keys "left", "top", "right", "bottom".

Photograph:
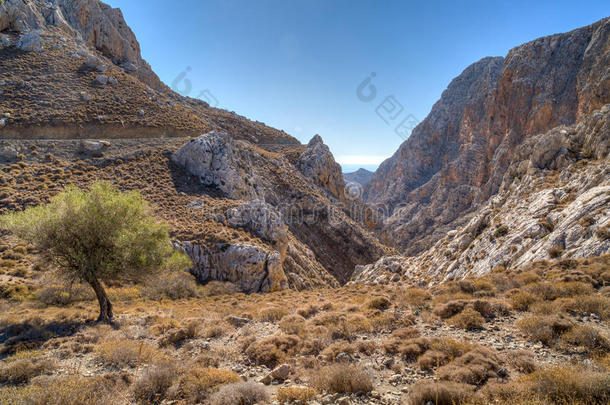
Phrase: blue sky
[{"left": 106, "top": 0, "right": 608, "bottom": 170}]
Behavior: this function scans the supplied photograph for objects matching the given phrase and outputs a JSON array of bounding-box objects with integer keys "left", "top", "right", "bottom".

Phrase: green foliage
[{"left": 0, "top": 182, "right": 171, "bottom": 284}]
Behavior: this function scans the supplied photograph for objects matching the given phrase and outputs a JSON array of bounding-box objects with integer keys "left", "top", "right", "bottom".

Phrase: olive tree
[{"left": 0, "top": 181, "right": 185, "bottom": 322}]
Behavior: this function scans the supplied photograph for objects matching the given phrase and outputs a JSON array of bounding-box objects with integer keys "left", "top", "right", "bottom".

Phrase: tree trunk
[{"left": 88, "top": 276, "right": 113, "bottom": 323}]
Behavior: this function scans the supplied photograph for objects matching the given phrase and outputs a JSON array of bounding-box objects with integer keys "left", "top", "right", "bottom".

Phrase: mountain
[
  {"left": 0, "top": 0, "right": 299, "bottom": 144},
  {"left": 354, "top": 104, "right": 609, "bottom": 284},
  {"left": 0, "top": 0, "right": 389, "bottom": 291},
  {"left": 364, "top": 17, "right": 610, "bottom": 256},
  {"left": 344, "top": 168, "right": 374, "bottom": 187}
]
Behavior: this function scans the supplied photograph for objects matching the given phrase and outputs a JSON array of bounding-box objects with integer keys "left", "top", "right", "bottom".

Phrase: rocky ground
[{"left": 0, "top": 254, "right": 608, "bottom": 404}]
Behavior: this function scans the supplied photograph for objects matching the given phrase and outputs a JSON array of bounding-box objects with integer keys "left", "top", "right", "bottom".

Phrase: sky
[{"left": 105, "top": 0, "right": 608, "bottom": 171}]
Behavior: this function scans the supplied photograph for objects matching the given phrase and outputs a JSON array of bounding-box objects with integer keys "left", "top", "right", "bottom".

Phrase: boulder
[
  {"left": 270, "top": 364, "right": 291, "bottom": 380},
  {"left": 77, "top": 140, "right": 109, "bottom": 157},
  {"left": 0, "top": 34, "right": 10, "bottom": 47},
  {"left": 94, "top": 74, "right": 108, "bottom": 85},
  {"left": 16, "top": 32, "right": 43, "bottom": 52},
  {"left": 172, "top": 131, "right": 259, "bottom": 200}
]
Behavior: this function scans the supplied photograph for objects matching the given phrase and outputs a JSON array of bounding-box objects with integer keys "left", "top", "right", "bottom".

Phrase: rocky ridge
[
  {"left": 365, "top": 17, "right": 610, "bottom": 256},
  {"left": 344, "top": 168, "right": 374, "bottom": 187}
]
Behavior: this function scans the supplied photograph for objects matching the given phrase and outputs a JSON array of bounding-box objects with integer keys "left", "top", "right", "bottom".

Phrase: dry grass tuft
[
  {"left": 177, "top": 367, "right": 241, "bottom": 403},
  {"left": 447, "top": 307, "right": 485, "bottom": 330},
  {"left": 208, "top": 381, "right": 269, "bottom": 405},
  {"left": 406, "top": 380, "right": 473, "bottom": 405},
  {"left": 276, "top": 386, "right": 318, "bottom": 403},
  {"left": 309, "top": 363, "right": 373, "bottom": 394}
]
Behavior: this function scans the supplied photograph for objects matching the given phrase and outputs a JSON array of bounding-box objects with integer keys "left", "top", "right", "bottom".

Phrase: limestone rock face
[
  {"left": 172, "top": 132, "right": 262, "bottom": 200},
  {"left": 226, "top": 200, "right": 288, "bottom": 257},
  {"left": 176, "top": 241, "right": 288, "bottom": 293},
  {"left": 16, "top": 31, "right": 43, "bottom": 52},
  {"left": 365, "top": 18, "right": 610, "bottom": 255},
  {"left": 0, "top": 0, "right": 163, "bottom": 89},
  {"left": 299, "top": 135, "right": 346, "bottom": 202},
  {"left": 352, "top": 106, "right": 610, "bottom": 285}
]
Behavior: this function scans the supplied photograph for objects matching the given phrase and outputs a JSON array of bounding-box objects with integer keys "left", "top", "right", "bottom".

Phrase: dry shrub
[
  {"left": 309, "top": 363, "right": 373, "bottom": 394},
  {"left": 399, "top": 338, "right": 431, "bottom": 362},
  {"left": 36, "top": 278, "right": 94, "bottom": 306},
  {"left": 276, "top": 386, "right": 317, "bottom": 403},
  {"left": 0, "top": 374, "right": 127, "bottom": 405},
  {"left": 95, "top": 338, "right": 161, "bottom": 367},
  {"left": 548, "top": 245, "right": 564, "bottom": 258},
  {"left": 200, "top": 281, "right": 238, "bottom": 296},
  {"left": 406, "top": 380, "right": 473, "bottom": 405},
  {"left": 296, "top": 304, "right": 319, "bottom": 318},
  {"left": 429, "top": 338, "right": 473, "bottom": 360},
  {"left": 417, "top": 350, "right": 448, "bottom": 371},
  {"left": 257, "top": 306, "right": 289, "bottom": 322},
  {"left": 142, "top": 271, "right": 200, "bottom": 300},
  {"left": 514, "top": 272, "right": 541, "bottom": 285},
  {"left": 356, "top": 340, "right": 377, "bottom": 355},
  {"left": 447, "top": 307, "right": 485, "bottom": 330},
  {"left": 367, "top": 296, "right": 391, "bottom": 311},
  {"left": 368, "top": 309, "right": 416, "bottom": 333},
  {"left": 245, "top": 334, "right": 300, "bottom": 367},
  {"left": 0, "top": 357, "right": 56, "bottom": 384},
  {"left": 322, "top": 341, "right": 355, "bottom": 361},
  {"left": 400, "top": 288, "right": 431, "bottom": 309},
  {"left": 517, "top": 365, "right": 610, "bottom": 404},
  {"left": 516, "top": 315, "right": 572, "bottom": 346},
  {"left": 177, "top": 367, "right": 241, "bottom": 403},
  {"left": 202, "top": 323, "right": 229, "bottom": 339},
  {"left": 208, "top": 381, "right": 269, "bottom": 405},
  {"left": 554, "top": 281, "right": 595, "bottom": 297},
  {"left": 506, "top": 350, "right": 538, "bottom": 374},
  {"left": 437, "top": 347, "right": 503, "bottom": 386},
  {"left": 472, "top": 280, "right": 496, "bottom": 296},
  {"left": 148, "top": 316, "right": 180, "bottom": 336},
  {"left": 560, "top": 294, "right": 610, "bottom": 320},
  {"left": 510, "top": 291, "right": 537, "bottom": 311},
  {"left": 433, "top": 300, "right": 467, "bottom": 319},
  {"left": 279, "top": 314, "right": 307, "bottom": 335},
  {"left": 561, "top": 325, "right": 610, "bottom": 351},
  {"left": 158, "top": 320, "right": 200, "bottom": 347},
  {"left": 132, "top": 362, "right": 177, "bottom": 404}
]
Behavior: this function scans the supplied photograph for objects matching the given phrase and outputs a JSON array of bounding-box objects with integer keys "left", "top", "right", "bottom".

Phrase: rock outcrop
[
  {"left": 171, "top": 132, "right": 263, "bottom": 200},
  {"left": 0, "top": 0, "right": 162, "bottom": 89},
  {"left": 365, "top": 17, "right": 610, "bottom": 255},
  {"left": 353, "top": 105, "right": 610, "bottom": 285},
  {"left": 176, "top": 240, "right": 287, "bottom": 293},
  {"left": 172, "top": 131, "right": 390, "bottom": 286},
  {"left": 298, "top": 135, "right": 346, "bottom": 202}
]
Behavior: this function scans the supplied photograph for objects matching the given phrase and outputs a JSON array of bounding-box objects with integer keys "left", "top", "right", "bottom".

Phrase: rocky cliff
[
  {"left": 353, "top": 104, "right": 609, "bottom": 285},
  {"left": 365, "top": 17, "right": 610, "bottom": 255}
]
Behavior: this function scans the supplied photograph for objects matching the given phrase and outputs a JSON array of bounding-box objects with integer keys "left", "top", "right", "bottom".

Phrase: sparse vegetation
[{"left": 0, "top": 182, "right": 189, "bottom": 322}]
